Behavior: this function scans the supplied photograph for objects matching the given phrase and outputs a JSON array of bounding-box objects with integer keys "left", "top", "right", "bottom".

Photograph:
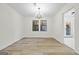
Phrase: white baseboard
[
  {"left": 22, "top": 36, "right": 53, "bottom": 39},
  {"left": 74, "top": 49, "right": 79, "bottom": 54},
  {"left": 0, "top": 36, "right": 23, "bottom": 50},
  {"left": 53, "top": 36, "right": 64, "bottom": 44}
]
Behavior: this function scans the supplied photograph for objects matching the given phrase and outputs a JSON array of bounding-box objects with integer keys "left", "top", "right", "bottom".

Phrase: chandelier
[
  {"left": 35, "top": 7, "right": 43, "bottom": 19},
  {"left": 33, "top": 3, "right": 44, "bottom": 19}
]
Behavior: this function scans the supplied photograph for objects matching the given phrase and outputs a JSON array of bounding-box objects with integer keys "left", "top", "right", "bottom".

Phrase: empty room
[{"left": 0, "top": 3, "right": 79, "bottom": 55}]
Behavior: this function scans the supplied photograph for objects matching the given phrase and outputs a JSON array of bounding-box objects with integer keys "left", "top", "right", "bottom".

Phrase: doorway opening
[{"left": 64, "top": 8, "right": 76, "bottom": 49}]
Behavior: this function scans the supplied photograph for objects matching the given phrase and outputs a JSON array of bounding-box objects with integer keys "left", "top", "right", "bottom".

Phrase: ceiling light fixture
[
  {"left": 35, "top": 7, "right": 43, "bottom": 19},
  {"left": 33, "top": 3, "right": 44, "bottom": 19}
]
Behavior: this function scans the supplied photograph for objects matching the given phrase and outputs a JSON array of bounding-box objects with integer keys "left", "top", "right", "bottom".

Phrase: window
[
  {"left": 40, "top": 20, "right": 47, "bottom": 31},
  {"left": 64, "top": 8, "right": 75, "bottom": 38},
  {"left": 32, "top": 20, "right": 39, "bottom": 31},
  {"left": 32, "top": 20, "right": 47, "bottom": 31}
]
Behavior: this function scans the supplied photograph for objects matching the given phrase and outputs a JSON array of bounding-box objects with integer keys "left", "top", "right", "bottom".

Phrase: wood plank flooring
[{"left": 1, "top": 38, "right": 78, "bottom": 55}]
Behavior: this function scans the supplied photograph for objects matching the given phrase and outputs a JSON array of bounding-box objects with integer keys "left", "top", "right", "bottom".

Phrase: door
[{"left": 64, "top": 8, "right": 75, "bottom": 49}]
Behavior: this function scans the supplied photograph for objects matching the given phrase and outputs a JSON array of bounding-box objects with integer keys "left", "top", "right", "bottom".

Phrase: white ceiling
[{"left": 7, "top": 3, "right": 66, "bottom": 17}]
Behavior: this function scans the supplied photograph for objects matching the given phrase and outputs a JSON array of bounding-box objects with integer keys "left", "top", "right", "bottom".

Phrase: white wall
[
  {"left": 52, "top": 3, "right": 79, "bottom": 53},
  {"left": 75, "top": 9, "right": 79, "bottom": 53},
  {"left": 51, "top": 7, "right": 64, "bottom": 44},
  {"left": 23, "top": 16, "right": 54, "bottom": 38},
  {"left": 0, "top": 4, "right": 24, "bottom": 50}
]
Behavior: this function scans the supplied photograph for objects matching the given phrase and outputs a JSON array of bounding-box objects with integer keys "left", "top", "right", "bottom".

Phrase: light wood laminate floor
[{"left": 1, "top": 38, "right": 78, "bottom": 55}]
